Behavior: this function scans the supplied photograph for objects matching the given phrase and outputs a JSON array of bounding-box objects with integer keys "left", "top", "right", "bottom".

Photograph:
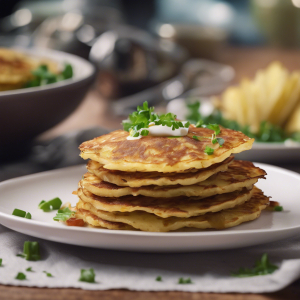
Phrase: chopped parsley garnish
[
  {"left": 43, "top": 271, "right": 53, "bottom": 277},
  {"left": 206, "top": 123, "right": 221, "bottom": 135},
  {"left": 156, "top": 276, "right": 162, "bottom": 282},
  {"left": 274, "top": 206, "right": 283, "bottom": 211},
  {"left": 17, "top": 241, "right": 41, "bottom": 261},
  {"left": 53, "top": 207, "right": 75, "bottom": 222},
  {"left": 204, "top": 146, "right": 214, "bottom": 155},
  {"left": 39, "top": 197, "right": 62, "bottom": 212},
  {"left": 216, "top": 137, "right": 225, "bottom": 146},
  {"left": 195, "top": 120, "right": 204, "bottom": 128},
  {"left": 25, "top": 64, "right": 73, "bottom": 88},
  {"left": 15, "top": 272, "right": 26, "bottom": 280},
  {"left": 0, "top": 259, "right": 2, "bottom": 266},
  {"left": 122, "top": 101, "right": 190, "bottom": 138},
  {"left": 192, "top": 135, "right": 199, "bottom": 140},
  {"left": 26, "top": 267, "right": 33, "bottom": 272},
  {"left": 12, "top": 209, "right": 31, "bottom": 219},
  {"left": 231, "top": 253, "right": 278, "bottom": 277},
  {"left": 178, "top": 277, "right": 192, "bottom": 284},
  {"left": 79, "top": 268, "right": 96, "bottom": 283}
]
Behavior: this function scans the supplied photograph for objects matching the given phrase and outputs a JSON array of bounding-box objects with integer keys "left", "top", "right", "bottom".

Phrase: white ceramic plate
[
  {"left": 0, "top": 163, "right": 300, "bottom": 253},
  {"left": 166, "top": 98, "right": 300, "bottom": 164}
]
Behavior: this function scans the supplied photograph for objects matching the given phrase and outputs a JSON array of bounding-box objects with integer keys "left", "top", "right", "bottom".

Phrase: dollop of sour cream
[{"left": 127, "top": 122, "right": 189, "bottom": 140}]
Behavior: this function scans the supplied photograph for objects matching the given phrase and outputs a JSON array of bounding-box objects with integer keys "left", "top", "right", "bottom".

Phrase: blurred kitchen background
[{"left": 1, "top": 0, "right": 300, "bottom": 180}]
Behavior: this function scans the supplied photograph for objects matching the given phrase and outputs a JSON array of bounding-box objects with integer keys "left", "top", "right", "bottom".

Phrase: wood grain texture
[{"left": 0, "top": 285, "right": 300, "bottom": 300}]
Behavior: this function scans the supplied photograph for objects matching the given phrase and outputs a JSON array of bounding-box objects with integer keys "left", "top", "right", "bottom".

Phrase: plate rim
[{"left": 0, "top": 162, "right": 300, "bottom": 238}]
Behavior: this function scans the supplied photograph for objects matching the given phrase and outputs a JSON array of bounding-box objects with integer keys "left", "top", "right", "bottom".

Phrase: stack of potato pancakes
[{"left": 74, "top": 126, "right": 270, "bottom": 232}]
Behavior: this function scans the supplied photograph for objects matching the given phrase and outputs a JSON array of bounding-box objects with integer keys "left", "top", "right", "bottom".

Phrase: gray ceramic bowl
[{"left": 0, "top": 48, "right": 95, "bottom": 149}]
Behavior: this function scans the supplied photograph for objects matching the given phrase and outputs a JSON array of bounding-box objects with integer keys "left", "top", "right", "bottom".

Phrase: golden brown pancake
[
  {"left": 79, "top": 127, "right": 254, "bottom": 172},
  {"left": 81, "top": 160, "right": 266, "bottom": 198},
  {"left": 75, "top": 186, "right": 269, "bottom": 232},
  {"left": 77, "top": 186, "right": 254, "bottom": 218},
  {"left": 87, "top": 157, "right": 234, "bottom": 187},
  {"left": 76, "top": 209, "right": 133, "bottom": 230}
]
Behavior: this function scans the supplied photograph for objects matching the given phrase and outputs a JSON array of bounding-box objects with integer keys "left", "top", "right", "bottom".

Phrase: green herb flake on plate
[
  {"left": 231, "top": 253, "right": 278, "bottom": 277},
  {"left": 79, "top": 268, "right": 96, "bottom": 283}
]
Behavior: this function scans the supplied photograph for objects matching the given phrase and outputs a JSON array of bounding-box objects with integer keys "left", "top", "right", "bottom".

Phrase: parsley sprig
[
  {"left": 122, "top": 102, "right": 190, "bottom": 138},
  {"left": 231, "top": 253, "right": 278, "bottom": 277}
]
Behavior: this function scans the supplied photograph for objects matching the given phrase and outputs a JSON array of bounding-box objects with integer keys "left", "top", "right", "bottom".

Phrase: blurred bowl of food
[{"left": 0, "top": 47, "right": 95, "bottom": 150}]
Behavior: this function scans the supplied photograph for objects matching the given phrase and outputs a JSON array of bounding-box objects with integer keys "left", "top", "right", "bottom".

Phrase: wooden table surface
[{"left": 2, "top": 47, "right": 300, "bottom": 300}]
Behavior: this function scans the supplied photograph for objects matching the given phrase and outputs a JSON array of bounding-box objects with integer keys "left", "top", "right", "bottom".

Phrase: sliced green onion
[
  {"left": 15, "top": 272, "right": 26, "bottom": 280},
  {"left": 38, "top": 200, "right": 51, "bottom": 212},
  {"left": 25, "top": 212, "right": 32, "bottom": 219},
  {"left": 192, "top": 135, "right": 199, "bottom": 140},
  {"left": 12, "top": 209, "right": 26, "bottom": 218},
  {"left": 274, "top": 206, "right": 283, "bottom": 211},
  {"left": 17, "top": 241, "right": 41, "bottom": 261},
  {"left": 39, "top": 198, "right": 62, "bottom": 212},
  {"left": 47, "top": 197, "right": 62, "bottom": 210},
  {"left": 79, "top": 268, "right": 96, "bottom": 283}
]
